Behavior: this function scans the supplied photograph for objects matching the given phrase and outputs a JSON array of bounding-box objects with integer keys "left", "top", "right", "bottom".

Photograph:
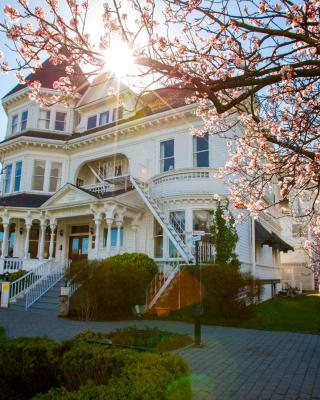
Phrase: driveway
[{"left": 1, "top": 308, "right": 319, "bottom": 400}]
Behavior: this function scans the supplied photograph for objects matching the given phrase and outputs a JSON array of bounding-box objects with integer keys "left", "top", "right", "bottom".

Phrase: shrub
[
  {"left": 59, "top": 343, "right": 138, "bottom": 389},
  {"left": 200, "top": 264, "right": 263, "bottom": 319},
  {"left": 33, "top": 381, "right": 109, "bottom": 400},
  {"left": 8, "top": 269, "right": 28, "bottom": 282},
  {"left": 0, "top": 337, "right": 60, "bottom": 395},
  {"left": 69, "top": 253, "right": 158, "bottom": 319}
]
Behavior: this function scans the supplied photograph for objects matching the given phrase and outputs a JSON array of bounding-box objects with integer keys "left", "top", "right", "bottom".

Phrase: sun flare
[{"left": 104, "top": 38, "right": 134, "bottom": 77}]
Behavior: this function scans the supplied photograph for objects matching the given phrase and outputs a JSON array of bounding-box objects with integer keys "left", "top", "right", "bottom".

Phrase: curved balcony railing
[{"left": 150, "top": 167, "right": 226, "bottom": 197}]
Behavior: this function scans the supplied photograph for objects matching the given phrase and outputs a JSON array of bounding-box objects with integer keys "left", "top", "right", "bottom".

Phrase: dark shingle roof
[
  {"left": 3, "top": 57, "right": 89, "bottom": 99},
  {"left": 0, "top": 193, "right": 52, "bottom": 208}
]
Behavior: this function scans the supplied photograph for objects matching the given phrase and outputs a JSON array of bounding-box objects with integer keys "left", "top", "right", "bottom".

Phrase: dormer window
[
  {"left": 99, "top": 111, "right": 109, "bottom": 125},
  {"left": 11, "top": 115, "right": 18, "bottom": 134},
  {"left": 21, "top": 110, "right": 28, "bottom": 131},
  {"left": 55, "top": 111, "right": 66, "bottom": 131},
  {"left": 112, "top": 106, "right": 123, "bottom": 122},
  {"left": 87, "top": 115, "right": 97, "bottom": 129}
]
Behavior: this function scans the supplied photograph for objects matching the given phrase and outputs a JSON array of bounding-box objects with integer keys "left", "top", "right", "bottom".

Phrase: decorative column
[
  {"left": 131, "top": 224, "right": 138, "bottom": 252},
  {"left": 24, "top": 222, "right": 32, "bottom": 259},
  {"left": 94, "top": 216, "right": 102, "bottom": 258},
  {"left": 1, "top": 223, "right": 9, "bottom": 259},
  {"left": 115, "top": 219, "right": 123, "bottom": 254},
  {"left": 49, "top": 220, "right": 57, "bottom": 260},
  {"left": 38, "top": 221, "right": 47, "bottom": 259},
  {"left": 105, "top": 218, "right": 113, "bottom": 256}
]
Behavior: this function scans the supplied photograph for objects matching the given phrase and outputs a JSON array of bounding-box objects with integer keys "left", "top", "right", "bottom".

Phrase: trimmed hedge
[{"left": 69, "top": 253, "right": 158, "bottom": 320}]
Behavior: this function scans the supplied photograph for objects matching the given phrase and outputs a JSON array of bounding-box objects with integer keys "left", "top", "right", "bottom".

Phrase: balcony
[{"left": 150, "top": 168, "right": 228, "bottom": 198}]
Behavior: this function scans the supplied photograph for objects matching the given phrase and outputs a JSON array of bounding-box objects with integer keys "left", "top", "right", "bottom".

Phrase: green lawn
[
  {"left": 237, "top": 294, "right": 320, "bottom": 335},
  {"left": 164, "top": 294, "right": 320, "bottom": 335}
]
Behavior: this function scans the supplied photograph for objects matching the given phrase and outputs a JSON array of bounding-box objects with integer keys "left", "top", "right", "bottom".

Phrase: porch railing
[
  {"left": 2, "top": 258, "right": 24, "bottom": 273},
  {"left": 24, "top": 260, "right": 69, "bottom": 310}
]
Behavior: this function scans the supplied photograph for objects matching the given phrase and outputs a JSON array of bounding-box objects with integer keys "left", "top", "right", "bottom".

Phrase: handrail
[
  {"left": 25, "top": 260, "right": 69, "bottom": 310},
  {"left": 9, "top": 260, "right": 51, "bottom": 301}
]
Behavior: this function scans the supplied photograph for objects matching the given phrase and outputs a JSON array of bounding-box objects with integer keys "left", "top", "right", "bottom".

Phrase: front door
[{"left": 69, "top": 235, "right": 89, "bottom": 262}]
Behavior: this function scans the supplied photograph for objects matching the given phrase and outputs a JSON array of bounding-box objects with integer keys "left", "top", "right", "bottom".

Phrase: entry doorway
[{"left": 69, "top": 235, "right": 89, "bottom": 262}]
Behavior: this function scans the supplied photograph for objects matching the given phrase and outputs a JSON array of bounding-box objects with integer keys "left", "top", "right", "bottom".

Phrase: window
[
  {"left": 49, "top": 162, "right": 62, "bottom": 192},
  {"left": 11, "top": 114, "right": 18, "bottom": 134},
  {"left": 292, "top": 224, "right": 308, "bottom": 238},
  {"left": 32, "top": 160, "right": 46, "bottom": 191},
  {"left": 103, "top": 227, "right": 124, "bottom": 247},
  {"left": 193, "top": 133, "right": 209, "bottom": 167},
  {"left": 99, "top": 111, "right": 109, "bottom": 126},
  {"left": 160, "top": 139, "right": 174, "bottom": 172},
  {"left": 193, "top": 210, "right": 211, "bottom": 233},
  {"left": 55, "top": 111, "right": 66, "bottom": 131},
  {"left": 14, "top": 161, "right": 22, "bottom": 192},
  {"left": 21, "top": 110, "right": 28, "bottom": 131},
  {"left": 87, "top": 115, "right": 97, "bottom": 129},
  {"left": 154, "top": 219, "right": 163, "bottom": 258},
  {"left": 112, "top": 106, "right": 123, "bottom": 122},
  {"left": 76, "top": 178, "right": 84, "bottom": 187},
  {"left": 40, "top": 110, "right": 51, "bottom": 129},
  {"left": 4, "top": 164, "right": 12, "bottom": 193},
  {"left": 169, "top": 211, "right": 185, "bottom": 257},
  {"left": 28, "top": 223, "right": 40, "bottom": 259}
]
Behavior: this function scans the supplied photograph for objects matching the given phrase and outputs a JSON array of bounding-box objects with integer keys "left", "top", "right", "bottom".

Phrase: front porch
[{"left": 0, "top": 184, "right": 144, "bottom": 274}]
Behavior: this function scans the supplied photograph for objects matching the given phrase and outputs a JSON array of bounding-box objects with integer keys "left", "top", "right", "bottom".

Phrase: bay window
[
  {"left": 99, "top": 111, "right": 109, "bottom": 125},
  {"left": 21, "top": 110, "right": 28, "bottom": 131},
  {"left": 4, "top": 164, "right": 12, "bottom": 193},
  {"left": 87, "top": 115, "right": 97, "bottom": 129},
  {"left": 55, "top": 111, "right": 66, "bottom": 131},
  {"left": 49, "top": 162, "right": 62, "bottom": 192},
  {"left": 11, "top": 115, "right": 18, "bottom": 134}
]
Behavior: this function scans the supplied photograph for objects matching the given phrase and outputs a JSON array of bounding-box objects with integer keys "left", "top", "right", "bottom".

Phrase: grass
[
  {"left": 162, "top": 294, "right": 320, "bottom": 335},
  {"left": 0, "top": 326, "right": 5, "bottom": 347}
]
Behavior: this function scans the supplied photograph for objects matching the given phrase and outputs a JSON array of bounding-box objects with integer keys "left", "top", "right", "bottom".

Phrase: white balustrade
[{"left": 2, "top": 258, "right": 24, "bottom": 273}]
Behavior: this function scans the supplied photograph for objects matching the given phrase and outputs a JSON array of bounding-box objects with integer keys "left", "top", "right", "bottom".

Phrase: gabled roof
[{"left": 3, "top": 57, "right": 89, "bottom": 99}]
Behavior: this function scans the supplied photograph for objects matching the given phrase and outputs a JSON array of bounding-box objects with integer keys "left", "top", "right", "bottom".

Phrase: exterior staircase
[
  {"left": 130, "top": 176, "right": 195, "bottom": 263},
  {"left": 9, "top": 259, "right": 68, "bottom": 312},
  {"left": 130, "top": 176, "right": 196, "bottom": 311},
  {"left": 9, "top": 278, "right": 63, "bottom": 314}
]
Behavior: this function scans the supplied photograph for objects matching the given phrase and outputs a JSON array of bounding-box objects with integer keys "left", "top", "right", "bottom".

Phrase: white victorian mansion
[{"left": 0, "top": 59, "right": 293, "bottom": 310}]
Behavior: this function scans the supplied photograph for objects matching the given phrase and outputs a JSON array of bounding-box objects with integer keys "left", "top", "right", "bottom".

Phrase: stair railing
[
  {"left": 24, "top": 260, "right": 69, "bottom": 310},
  {"left": 9, "top": 260, "right": 51, "bottom": 301}
]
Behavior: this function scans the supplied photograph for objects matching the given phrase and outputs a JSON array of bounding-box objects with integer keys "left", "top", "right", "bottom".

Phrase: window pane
[
  {"left": 99, "top": 111, "right": 109, "bottom": 125},
  {"left": 112, "top": 106, "right": 123, "bottom": 122},
  {"left": 4, "top": 164, "right": 12, "bottom": 193},
  {"left": 49, "top": 162, "right": 62, "bottom": 192},
  {"left": 87, "top": 115, "right": 97, "bottom": 129},
  {"left": 163, "top": 157, "right": 174, "bottom": 172},
  {"left": 195, "top": 134, "right": 209, "bottom": 152},
  {"left": 196, "top": 151, "right": 209, "bottom": 167},
  {"left": 11, "top": 115, "right": 18, "bottom": 134},
  {"left": 193, "top": 210, "right": 211, "bottom": 233},
  {"left": 21, "top": 110, "right": 28, "bottom": 130},
  {"left": 55, "top": 112, "right": 66, "bottom": 131},
  {"left": 161, "top": 140, "right": 174, "bottom": 158},
  {"left": 14, "top": 161, "right": 22, "bottom": 192},
  {"left": 32, "top": 160, "right": 45, "bottom": 190}
]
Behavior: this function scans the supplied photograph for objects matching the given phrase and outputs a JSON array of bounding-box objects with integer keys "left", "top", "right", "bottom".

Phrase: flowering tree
[
  {"left": 304, "top": 213, "right": 320, "bottom": 292},
  {"left": 0, "top": 0, "right": 319, "bottom": 220}
]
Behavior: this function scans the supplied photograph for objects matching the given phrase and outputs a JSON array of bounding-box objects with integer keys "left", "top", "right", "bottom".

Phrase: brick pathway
[{"left": 0, "top": 308, "right": 319, "bottom": 400}]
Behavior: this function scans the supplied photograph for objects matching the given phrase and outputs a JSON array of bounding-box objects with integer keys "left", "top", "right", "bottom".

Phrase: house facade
[{"left": 0, "top": 64, "right": 293, "bottom": 304}]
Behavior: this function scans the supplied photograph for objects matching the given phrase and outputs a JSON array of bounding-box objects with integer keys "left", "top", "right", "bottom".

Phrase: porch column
[
  {"left": 1, "top": 223, "right": 9, "bottom": 259},
  {"left": 38, "top": 222, "right": 47, "bottom": 259},
  {"left": 105, "top": 218, "right": 113, "bottom": 256},
  {"left": 94, "top": 217, "right": 102, "bottom": 258},
  {"left": 49, "top": 221, "right": 56, "bottom": 260},
  {"left": 131, "top": 225, "right": 138, "bottom": 252},
  {"left": 24, "top": 222, "right": 32, "bottom": 259},
  {"left": 115, "top": 220, "right": 123, "bottom": 254}
]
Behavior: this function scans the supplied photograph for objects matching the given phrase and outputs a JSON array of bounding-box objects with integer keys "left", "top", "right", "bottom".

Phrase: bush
[
  {"left": 0, "top": 337, "right": 60, "bottom": 395},
  {"left": 8, "top": 269, "right": 28, "bottom": 282},
  {"left": 200, "top": 264, "right": 263, "bottom": 319},
  {"left": 69, "top": 253, "right": 158, "bottom": 320},
  {"left": 33, "top": 381, "right": 109, "bottom": 400}
]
